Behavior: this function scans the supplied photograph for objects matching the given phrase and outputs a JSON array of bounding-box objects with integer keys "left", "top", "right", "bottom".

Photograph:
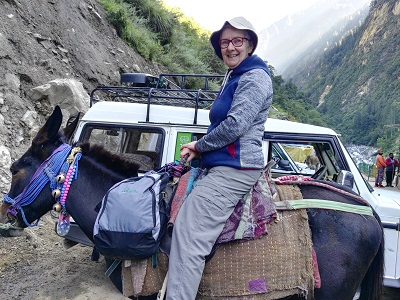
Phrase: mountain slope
[
  {"left": 281, "top": 7, "right": 369, "bottom": 82},
  {"left": 258, "top": 0, "right": 370, "bottom": 74},
  {"left": 0, "top": 0, "right": 165, "bottom": 93},
  {"left": 288, "top": 0, "right": 400, "bottom": 147}
]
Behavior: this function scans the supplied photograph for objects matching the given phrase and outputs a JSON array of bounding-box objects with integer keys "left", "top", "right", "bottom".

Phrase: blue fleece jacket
[{"left": 195, "top": 55, "right": 273, "bottom": 169}]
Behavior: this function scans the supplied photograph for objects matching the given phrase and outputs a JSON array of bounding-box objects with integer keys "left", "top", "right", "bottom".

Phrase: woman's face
[{"left": 220, "top": 26, "right": 254, "bottom": 69}]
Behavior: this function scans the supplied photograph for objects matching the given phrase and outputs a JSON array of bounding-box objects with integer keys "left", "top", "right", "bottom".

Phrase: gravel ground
[
  {"left": 0, "top": 214, "right": 399, "bottom": 300},
  {"left": 0, "top": 214, "right": 129, "bottom": 300}
]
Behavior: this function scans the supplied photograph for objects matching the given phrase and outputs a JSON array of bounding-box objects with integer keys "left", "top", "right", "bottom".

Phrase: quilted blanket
[{"left": 168, "top": 167, "right": 277, "bottom": 244}]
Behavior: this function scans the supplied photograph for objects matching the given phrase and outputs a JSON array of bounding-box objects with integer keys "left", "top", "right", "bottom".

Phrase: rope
[
  {"left": 0, "top": 222, "right": 23, "bottom": 231},
  {"left": 275, "top": 199, "right": 373, "bottom": 216}
]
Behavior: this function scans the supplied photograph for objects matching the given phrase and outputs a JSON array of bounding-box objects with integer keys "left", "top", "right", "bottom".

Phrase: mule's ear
[
  {"left": 33, "top": 106, "right": 63, "bottom": 145},
  {"left": 63, "top": 112, "right": 81, "bottom": 141}
]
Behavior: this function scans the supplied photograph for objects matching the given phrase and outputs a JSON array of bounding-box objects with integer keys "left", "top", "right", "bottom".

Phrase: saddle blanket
[
  {"left": 168, "top": 167, "right": 278, "bottom": 244},
  {"left": 122, "top": 183, "right": 316, "bottom": 299}
]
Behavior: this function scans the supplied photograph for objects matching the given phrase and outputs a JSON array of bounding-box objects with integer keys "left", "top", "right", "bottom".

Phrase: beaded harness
[{"left": 4, "top": 143, "right": 81, "bottom": 236}]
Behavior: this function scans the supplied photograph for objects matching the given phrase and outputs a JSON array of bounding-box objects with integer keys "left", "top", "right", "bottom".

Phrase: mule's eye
[
  {"left": 10, "top": 165, "right": 18, "bottom": 176},
  {"left": 31, "top": 143, "right": 46, "bottom": 155}
]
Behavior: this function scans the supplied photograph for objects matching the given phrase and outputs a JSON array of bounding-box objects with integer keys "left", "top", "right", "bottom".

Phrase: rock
[
  {"left": 5, "top": 73, "right": 20, "bottom": 92},
  {"left": 0, "top": 145, "right": 11, "bottom": 170},
  {"left": 27, "top": 79, "right": 90, "bottom": 122},
  {"left": 21, "top": 110, "right": 39, "bottom": 138},
  {"left": 0, "top": 114, "right": 4, "bottom": 132}
]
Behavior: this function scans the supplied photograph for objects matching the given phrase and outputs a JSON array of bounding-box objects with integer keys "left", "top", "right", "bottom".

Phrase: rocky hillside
[{"left": 0, "top": 0, "right": 167, "bottom": 195}]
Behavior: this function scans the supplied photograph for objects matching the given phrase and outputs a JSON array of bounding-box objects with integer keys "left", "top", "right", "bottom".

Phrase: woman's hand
[{"left": 180, "top": 141, "right": 198, "bottom": 162}]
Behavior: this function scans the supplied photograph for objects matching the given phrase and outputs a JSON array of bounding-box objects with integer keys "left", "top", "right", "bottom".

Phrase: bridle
[{"left": 3, "top": 143, "right": 81, "bottom": 235}]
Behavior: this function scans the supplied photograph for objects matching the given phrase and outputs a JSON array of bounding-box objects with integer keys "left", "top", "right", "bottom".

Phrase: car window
[
  {"left": 271, "top": 143, "right": 318, "bottom": 175},
  {"left": 81, "top": 125, "right": 164, "bottom": 172}
]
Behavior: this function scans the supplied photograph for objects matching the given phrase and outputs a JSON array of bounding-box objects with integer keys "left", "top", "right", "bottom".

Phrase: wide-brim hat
[{"left": 210, "top": 16, "right": 258, "bottom": 60}]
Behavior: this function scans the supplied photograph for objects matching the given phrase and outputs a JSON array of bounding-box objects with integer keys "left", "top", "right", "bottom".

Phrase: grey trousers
[
  {"left": 166, "top": 166, "right": 261, "bottom": 300},
  {"left": 376, "top": 166, "right": 385, "bottom": 185}
]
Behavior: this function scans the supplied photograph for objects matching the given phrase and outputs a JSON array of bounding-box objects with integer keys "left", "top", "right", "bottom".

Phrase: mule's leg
[{"left": 91, "top": 247, "right": 100, "bottom": 261}]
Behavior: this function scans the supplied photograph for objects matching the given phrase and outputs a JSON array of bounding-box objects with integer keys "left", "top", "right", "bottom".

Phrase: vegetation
[
  {"left": 97, "top": 0, "right": 326, "bottom": 126},
  {"left": 98, "top": 0, "right": 224, "bottom": 74},
  {"left": 269, "top": 67, "right": 326, "bottom": 125}
]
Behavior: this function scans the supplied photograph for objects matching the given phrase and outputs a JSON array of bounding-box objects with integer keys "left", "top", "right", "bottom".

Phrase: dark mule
[{"left": 0, "top": 106, "right": 384, "bottom": 300}]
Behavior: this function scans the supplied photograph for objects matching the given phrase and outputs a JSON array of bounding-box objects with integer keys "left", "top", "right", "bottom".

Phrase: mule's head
[{"left": 0, "top": 106, "right": 79, "bottom": 236}]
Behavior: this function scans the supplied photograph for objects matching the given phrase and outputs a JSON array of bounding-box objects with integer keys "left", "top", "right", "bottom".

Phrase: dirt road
[
  {"left": 0, "top": 215, "right": 129, "bottom": 300},
  {"left": 0, "top": 214, "right": 399, "bottom": 299}
]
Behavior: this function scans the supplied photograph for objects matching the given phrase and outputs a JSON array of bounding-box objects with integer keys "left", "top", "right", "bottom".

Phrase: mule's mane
[{"left": 78, "top": 142, "right": 140, "bottom": 177}]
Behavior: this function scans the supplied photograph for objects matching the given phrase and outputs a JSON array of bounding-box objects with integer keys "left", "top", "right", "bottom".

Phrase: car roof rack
[{"left": 90, "top": 73, "right": 224, "bottom": 124}]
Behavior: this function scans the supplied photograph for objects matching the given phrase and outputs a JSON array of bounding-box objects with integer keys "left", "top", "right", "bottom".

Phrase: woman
[{"left": 166, "top": 17, "right": 273, "bottom": 299}]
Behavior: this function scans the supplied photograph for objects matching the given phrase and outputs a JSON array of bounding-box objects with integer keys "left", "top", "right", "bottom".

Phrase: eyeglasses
[{"left": 218, "top": 37, "right": 249, "bottom": 49}]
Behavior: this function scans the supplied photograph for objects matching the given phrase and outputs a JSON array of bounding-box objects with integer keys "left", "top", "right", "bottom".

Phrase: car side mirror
[
  {"left": 336, "top": 170, "right": 354, "bottom": 189},
  {"left": 278, "top": 159, "right": 292, "bottom": 171}
]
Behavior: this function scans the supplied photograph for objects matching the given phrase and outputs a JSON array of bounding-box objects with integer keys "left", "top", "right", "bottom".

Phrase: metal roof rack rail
[{"left": 90, "top": 73, "right": 224, "bottom": 124}]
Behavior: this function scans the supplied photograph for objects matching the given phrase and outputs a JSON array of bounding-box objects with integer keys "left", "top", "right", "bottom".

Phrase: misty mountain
[
  {"left": 258, "top": 0, "right": 370, "bottom": 75},
  {"left": 287, "top": 0, "right": 400, "bottom": 148}
]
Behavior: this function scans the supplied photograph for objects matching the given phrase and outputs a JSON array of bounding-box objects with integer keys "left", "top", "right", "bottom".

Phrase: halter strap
[
  {"left": 56, "top": 149, "right": 82, "bottom": 236},
  {"left": 4, "top": 144, "right": 72, "bottom": 226}
]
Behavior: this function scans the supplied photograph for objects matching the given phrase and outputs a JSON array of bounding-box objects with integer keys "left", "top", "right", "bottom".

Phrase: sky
[{"left": 162, "top": 0, "right": 322, "bottom": 32}]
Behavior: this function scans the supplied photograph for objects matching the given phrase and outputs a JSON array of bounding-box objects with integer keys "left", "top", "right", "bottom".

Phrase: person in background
[
  {"left": 385, "top": 152, "right": 399, "bottom": 187},
  {"left": 397, "top": 159, "right": 400, "bottom": 187},
  {"left": 166, "top": 16, "right": 273, "bottom": 299},
  {"left": 375, "top": 149, "right": 386, "bottom": 188}
]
